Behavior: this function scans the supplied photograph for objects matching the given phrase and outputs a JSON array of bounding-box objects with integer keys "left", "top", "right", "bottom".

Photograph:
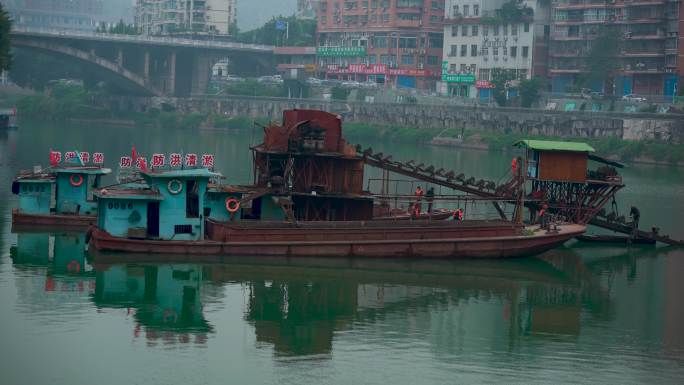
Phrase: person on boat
[
  {"left": 453, "top": 208, "right": 463, "bottom": 222},
  {"left": 538, "top": 203, "right": 549, "bottom": 229},
  {"left": 630, "top": 206, "right": 641, "bottom": 235},
  {"left": 425, "top": 187, "right": 435, "bottom": 213},
  {"left": 413, "top": 186, "right": 424, "bottom": 216}
]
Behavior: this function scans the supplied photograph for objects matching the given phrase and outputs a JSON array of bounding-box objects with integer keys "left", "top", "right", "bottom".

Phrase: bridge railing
[{"left": 11, "top": 26, "right": 275, "bottom": 53}]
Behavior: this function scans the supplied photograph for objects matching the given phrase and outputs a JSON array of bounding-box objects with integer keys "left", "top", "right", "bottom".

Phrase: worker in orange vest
[
  {"left": 453, "top": 208, "right": 464, "bottom": 222},
  {"left": 413, "top": 186, "right": 424, "bottom": 216},
  {"left": 538, "top": 202, "right": 549, "bottom": 228}
]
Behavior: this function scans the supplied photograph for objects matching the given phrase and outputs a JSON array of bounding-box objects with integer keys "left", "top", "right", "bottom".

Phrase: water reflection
[
  {"left": 93, "top": 263, "right": 211, "bottom": 345},
  {"left": 10, "top": 231, "right": 211, "bottom": 345}
]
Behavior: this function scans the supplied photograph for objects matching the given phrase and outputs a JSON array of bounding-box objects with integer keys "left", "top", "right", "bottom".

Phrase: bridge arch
[{"left": 12, "top": 38, "right": 163, "bottom": 96}]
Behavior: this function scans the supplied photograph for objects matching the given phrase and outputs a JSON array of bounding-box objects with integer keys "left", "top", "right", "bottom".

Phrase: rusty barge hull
[
  {"left": 90, "top": 224, "right": 585, "bottom": 259},
  {"left": 12, "top": 209, "right": 96, "bottom": 230}
]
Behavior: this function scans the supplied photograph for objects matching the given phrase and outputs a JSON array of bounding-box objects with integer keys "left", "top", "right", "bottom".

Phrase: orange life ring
[
  {"left": 67, "top": 260, "right": 81, "bottom": 273},
  {"left": 226, "top": 198, "right": 240, "bottom": 213},
  {"left": 69, "top": 174, "right": 84, "bottom": 187}
]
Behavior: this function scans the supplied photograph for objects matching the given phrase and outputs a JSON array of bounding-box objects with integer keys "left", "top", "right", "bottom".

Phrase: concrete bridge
[{"left": 10, "top": 27, "right": 276, "bottom": 97}]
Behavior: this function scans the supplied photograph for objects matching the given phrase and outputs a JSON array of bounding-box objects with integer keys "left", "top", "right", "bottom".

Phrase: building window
[
  {"left": 427, "top": 55, "right": 439, "bottom": 65},
  {"left": 462, "top": 25, "right": 468, "bottom": 36},
  {"left": 452, "top": 25, "right": 458, "bottom": 36},
  {"left": 472, "top": 25, "right": 478, "bottom": 36},
  {"left": 503, "top": 24, "right": 508, "bottom": 36},
  {"left": 471, "top": 44, "right": 478, "bottom": 56},
  {"left": 461, "top": 44, "right": 467, "bottom": 57},
  {"left": 518, "top": 69, "right": 528, "bottom": 79},
  {"left": 483, "top": 25, "right": 488, "bottom": 36},
  {"left": 511, "top": 46, "right": 517, "bottom": 57},
  {"left": 474, "top": 5, "right": 479, "bottom": 16},
  {"left": 399, "top": 36, "right": 417, "bottom": 48},
  {"left": 482, "top": 47, "right": 488, "bottom": 55},
  {"left": 494, "top": 25, "right": 499, "bottom": 36},
  {"left": 401, "top": 55, "right": 414, "bottom": 65},
  {"left": 321, "top": 16, "right": 327, "bottom": 25},
  {"left": 522, "top": 46, "right": 529, "bottom": 57},
  {"left": 374, "top": 35, "right": 389, "bottom": 48},
  {"left": 503, "top": 46, "right": 508, "bottom": 56},
  {"left": 463, "top": 5, "right": 469, "bottom": 17},
  {"left": 479, "top": 68, "right": 490, "bottom": 81},
  {"left": 450, "top": 64, "right": 457, "bottom": 73},
  {"left": 453, "top": 5, "right": 459, "bottom": 16},
  {"left": 429, "top": 33, "right": 443, "bottom": 48},
  {"left": 471, "top": 64, "right": 476, "bottom": 74},
  {"left": 383, "top": 13, "right": 390, "bottom": 22},
  {"left": 450, "top": 45, "right": 458, "bottom": 56},
  {"left": 511, "top": 24, "right": 517, "bottom": 36},
  {"left": 493, "top": 47, "right": 498, "bottom": 56},
  {"left": 460, "top": 64, "right": 467, "bottom": 72},
  {"left": 370, "top": 55, "right": 377, "bottom": 64},
  {"left": 381, "top": 54, "right": 393, "bottom": 64},
  {"left": 524, "top": 23, "right": 530, "bottom": 33}
]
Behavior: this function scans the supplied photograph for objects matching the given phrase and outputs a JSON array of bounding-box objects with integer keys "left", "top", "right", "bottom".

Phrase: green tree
[
  {"left": 237, "top": 16, "right": 316, "bottom": 46},
  {"left": 0, "top": 4, "right": 12, "bottom": 71},
  {"left": 490, "top": 68, "right": 517, "bottom": 107},
  {"left": 581, "top": 27, "right": 621, "bottom": 94},
  {"left": 519, "top": 77, "right": 543, "bottom": 108}
]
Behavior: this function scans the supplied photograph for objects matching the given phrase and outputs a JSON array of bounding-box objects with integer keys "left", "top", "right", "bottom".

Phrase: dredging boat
[{"left": 89, "top": 109, "right": 587, "bottom": 259}]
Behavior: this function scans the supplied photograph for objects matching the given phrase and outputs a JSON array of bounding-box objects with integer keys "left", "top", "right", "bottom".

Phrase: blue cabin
[
  {"left": 55, "top": 167, "right": 111, "bottom": 216},
  {"left": 13, "top": 176, "right": 54, "bottom": 215},
  {"left": 96, "top": 169, "right": 218, "bottom": 241}
]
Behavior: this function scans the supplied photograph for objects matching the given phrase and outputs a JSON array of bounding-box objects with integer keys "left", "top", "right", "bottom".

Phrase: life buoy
[
  {"left": 167, "top": 179, "right": 183, "bottom": 195},
  {"left": 163, "top": 308, "right": 178, "bottom": 323},
  {"left": 226, "top": 198, "right": 240, "bottom": 213},
  {"left": 69, "top": 174, "right": 84, "bottom": 187},
  {"left": 67, "top": 260, "right": 81, "bottom": 274}
]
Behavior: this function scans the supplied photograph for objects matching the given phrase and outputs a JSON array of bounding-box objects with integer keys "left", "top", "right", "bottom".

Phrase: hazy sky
[
  {"left": 102, "top": 0, "right": 297, "bottom": 31},
  {"left": 237, "top": 0, "right": 297, "bottom": 31}
]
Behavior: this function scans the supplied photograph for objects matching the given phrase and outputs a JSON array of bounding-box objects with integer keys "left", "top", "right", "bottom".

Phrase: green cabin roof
[
  {"left": 55, "top": 166, "right": 112, "bottom": 175},
  {"left": 141, "top": 168, "right": 220, "bottom": 179},
  {"left": 514, "top": 140, "right": 595, "bottom": 153}
]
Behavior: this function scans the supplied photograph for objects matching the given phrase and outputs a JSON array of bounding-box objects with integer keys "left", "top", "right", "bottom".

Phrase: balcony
[
  {"left": 552, "top": 0, "right": 624, "bottom": 10},
  {"left": 624, "top": 0, "right": 666, "bottom": 6}
]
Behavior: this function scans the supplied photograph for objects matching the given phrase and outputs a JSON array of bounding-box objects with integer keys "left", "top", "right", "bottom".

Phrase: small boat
[
  {"left": 12, "top": 166, "right": 111, "bottom": 229},
  {"left": 576, "top": 234, "right": 656, "bottom": 245}
]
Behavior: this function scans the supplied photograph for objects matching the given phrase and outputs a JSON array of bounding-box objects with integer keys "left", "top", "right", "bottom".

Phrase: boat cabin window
[
  {"left": 527, "top": 151, "right": 539, "bottom": 178},
  {"left": 186, "top": 180, "right": 200, "bottom": 218}
]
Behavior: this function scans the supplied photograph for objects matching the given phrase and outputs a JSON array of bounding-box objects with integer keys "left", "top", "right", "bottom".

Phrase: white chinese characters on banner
[
  {"left": 120, "top": 156, "right": 133, "bottom": 168},
  {"left": 201, "top": 154, "right": 215, "bottom": 168},
  {"left": 151, "top": 154, "right": 165, "bottom": 168},
  {"left": 185, "top": 154, "right": 198, "bottom": 167},
  {"left": 93, "top": 153, "right": 104, "bottom": 164},
  {"left": 169, "top": 153, "right": 182, "bottom": 167}
]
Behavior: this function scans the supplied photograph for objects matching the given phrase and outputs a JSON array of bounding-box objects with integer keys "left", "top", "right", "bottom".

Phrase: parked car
[
  {"left": 306, "top": 77, "right": 323, "bottom": 86},
  {"left": 258, "top": 75, "right": 283, "bottom": 84},
  {"left": 360, "top": 80, "right": 378, "bottom": 89},
  {"left": 341, "top": 81, "right": 361, "bottom": 88},
  {"left": 622, "top": 94, "right": 647, "bottom": 103},
  {"left": 224, "top": 75, "right": 244, "bottom": 83}
]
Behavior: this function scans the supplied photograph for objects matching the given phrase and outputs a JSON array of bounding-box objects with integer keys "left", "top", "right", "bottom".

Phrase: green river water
[{"left": 0, "top": 122, "right": 683, "bottom": 384}]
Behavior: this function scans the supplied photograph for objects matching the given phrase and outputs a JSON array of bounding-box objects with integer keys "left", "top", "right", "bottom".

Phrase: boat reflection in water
[
  {"left": 11, "top": 230, "right": 211, "bottom": 345},
  {"left": 92, "top": 263, "right": 212, "bottom": 345}
]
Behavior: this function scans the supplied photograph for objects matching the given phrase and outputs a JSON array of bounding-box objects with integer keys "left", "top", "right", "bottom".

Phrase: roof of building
[
  {"left": 514, "top": 140, "right": 596, "bottom": 153},
  {"left": 141, "top": 168, "right": 221, "bottom": 179}
]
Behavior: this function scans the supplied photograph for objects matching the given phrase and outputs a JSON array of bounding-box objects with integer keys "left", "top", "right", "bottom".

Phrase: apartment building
[
  {"left": 135, "top": 0, "right": 237, "bottom": 36},
  {"left": 549, "top": 0, "right": 681, "bottom": 96},
  {"left": 4, "top": 0, "right": 104, "bottom": 31},
  {"left": 440, "top": 0, "right": 550, "bottom": 99},
  {"left": 315, "top": 0, "right": 446, "bottom": 89}
]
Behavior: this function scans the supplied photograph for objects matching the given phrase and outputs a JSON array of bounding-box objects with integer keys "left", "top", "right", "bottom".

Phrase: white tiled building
[
  {"left": 440, "top": 0, "right": 550, "bottom": 99},
  {"left": 136, "top": 0, "right": 237, "bottom": 36}
]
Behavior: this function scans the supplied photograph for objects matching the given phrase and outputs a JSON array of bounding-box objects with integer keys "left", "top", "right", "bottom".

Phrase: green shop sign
[
  {"left": 442, "top": 73, "right": 476, "bottom": 84},
  {"left": 317, "top": 46, "right": 367, "bottom": 57}
]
